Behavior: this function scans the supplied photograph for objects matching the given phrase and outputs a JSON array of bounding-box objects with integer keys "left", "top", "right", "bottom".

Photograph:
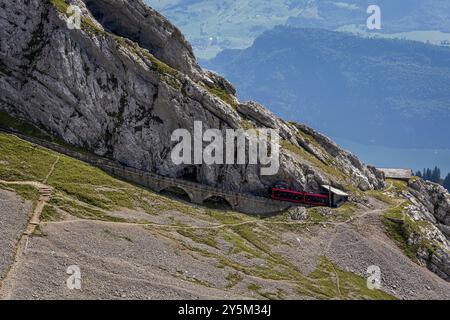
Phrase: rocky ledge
[{"left": 387, "top": 178, "right": 450, "bottom": 281}]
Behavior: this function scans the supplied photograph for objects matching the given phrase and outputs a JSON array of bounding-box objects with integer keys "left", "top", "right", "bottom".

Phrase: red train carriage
[
  {"left": 271, "top": 188, "right": 305, "bottom": 203},
  {"left": 271, "top": 188, "right": 330, "bottom": 207}
]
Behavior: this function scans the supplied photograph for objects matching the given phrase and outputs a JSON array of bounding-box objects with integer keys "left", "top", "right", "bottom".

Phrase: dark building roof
[{"left": 321, "top": 185, "right": 349, "bottom": 197}]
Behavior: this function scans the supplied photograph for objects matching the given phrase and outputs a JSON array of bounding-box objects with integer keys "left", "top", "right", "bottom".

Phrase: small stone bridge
[{"left": 1, "top": 128, "right": 292, "bottom": 215}]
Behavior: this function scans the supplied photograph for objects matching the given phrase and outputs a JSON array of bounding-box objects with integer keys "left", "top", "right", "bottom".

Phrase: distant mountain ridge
[
  {"left": 145, "top": 0, "right": 450, "bottom": 58},
  {"left": 287, "top": 0, "right": 450, "bottom": 33},
  {"left": 204, "top": 26, "right": 450, "bottom": 149}
]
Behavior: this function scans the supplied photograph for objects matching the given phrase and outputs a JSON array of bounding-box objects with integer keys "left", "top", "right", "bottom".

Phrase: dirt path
[
  {"left": 43, "top": 203, "right": 389, "bottom": 231},
  {"left": 0, "top": 177, "right": 55, "bottom": 298},
  {"left": 43, "top": 156, "right": 59, "bottom": 184},
  {"left": 321, "top": 198, "right": 390, "bottom": 297}
]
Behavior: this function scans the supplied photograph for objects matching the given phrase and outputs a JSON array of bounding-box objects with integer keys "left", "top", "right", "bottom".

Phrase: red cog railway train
[
  {"left": 270, "top": 182, "right": 331, "bottom": 207},
  {"left": 271, "top": 188, "right": 330, "bottom": 206}
]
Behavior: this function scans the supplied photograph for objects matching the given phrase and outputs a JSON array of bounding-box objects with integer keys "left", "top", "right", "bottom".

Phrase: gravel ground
[
  {"left": 4, "top": 221, "right": 248, "bottom": 300},
  {"left": 326, "top": 209, "right": 450, "bottom": 300},
  {"left": 1, "top": 192, "right": 449, "bottom": 300},
  {"left": 0, "top": 189, "right": 32, "bottom": 281},
  {"left": 275, "top": 200, "right": 450, "bottom": 299}
]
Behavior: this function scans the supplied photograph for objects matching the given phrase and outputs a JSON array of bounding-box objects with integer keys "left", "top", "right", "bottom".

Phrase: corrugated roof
[
  {"left": 321, "top": 185, "right": 349, "bottom": 197},
  {"left": 377, "top": 168, "right": 412, "bottom": 180}
]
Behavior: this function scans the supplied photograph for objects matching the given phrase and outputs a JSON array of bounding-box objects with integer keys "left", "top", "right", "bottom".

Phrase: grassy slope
[{"left": 0, "top": 132, "right": 395, "bottom": 299}]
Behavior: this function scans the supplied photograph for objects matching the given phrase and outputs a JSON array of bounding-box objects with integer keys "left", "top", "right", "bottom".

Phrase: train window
[
  {"left": 305, "top": 195, "right": 329, "bottom": 204},
  {"left": 273, "top": 190, "right": 303, "bottom": 202}
]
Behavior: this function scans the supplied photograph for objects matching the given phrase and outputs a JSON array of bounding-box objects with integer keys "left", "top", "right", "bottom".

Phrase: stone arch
[
  {"left": 159, "top": 186, "right": 194, "bottom": 203},
  {"left": 202, "top": 195, "right": 234, "bottom": 210}
]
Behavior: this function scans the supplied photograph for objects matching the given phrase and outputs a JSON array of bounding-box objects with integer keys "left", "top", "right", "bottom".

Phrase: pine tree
[
  {"left": 431, "top": 166, "right": 441, "bottom": 183},
  {"left": 426, "top": 168, "right": 432, "bottom": 181},
  {"left": 416, "top": 167, "right": 445, "bottom": 184},
  {"left": 443, "top": 174, "right": 450, "bottom": 192}
]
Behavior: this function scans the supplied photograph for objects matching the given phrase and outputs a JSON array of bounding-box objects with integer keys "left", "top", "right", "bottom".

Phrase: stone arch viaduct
[{"left": 1, "top": 128, "right": 293, "bottom": 215}]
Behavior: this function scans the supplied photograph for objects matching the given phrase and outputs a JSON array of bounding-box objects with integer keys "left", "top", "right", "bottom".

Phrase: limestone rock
[
  {"left": 288, "top": 207, "right": 308, "bottom": 221},
  {"left": 0, "top": 0, "right": 385, "bottom": 197},
  {"left": 398, "top": 178, "right": 450, "bottom": 280},
  {"left": 408, "top": 179, "right": 450, "bottom": 226},
  {"left": 316, "top": 207, "right": 332, "bottom": 216}
]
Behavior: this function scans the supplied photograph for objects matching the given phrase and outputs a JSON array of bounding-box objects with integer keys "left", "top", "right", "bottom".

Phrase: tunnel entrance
[
  {"left": 179, "top": 167, "right": 198, "bottom": 183},
  {"left": 160, "top": 186, "right": 192, "bottom": 203},
  {"left": 203, "top": 196, "right": 233, "bottom": 211}
]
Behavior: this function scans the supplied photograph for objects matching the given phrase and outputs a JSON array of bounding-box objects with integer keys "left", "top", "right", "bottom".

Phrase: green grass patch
[
  {"left": 247, "top": 283, "right": 262, "bottom": 292},
  {"left": 49, "top": 194, "right": 125, "bottom": 222},
  {"left": 247, "top": 283, "right": 286, "bottom": 300},
  {"left": 46, "top": 154, "right": 169, "bottom": 215},
  {"left": 207, "top": 209, "right": 252, "bottom": 225},
  {"left": 296, "top": 130, "right": 326, "bottom": 156},
  {"left": 50, "top": 0, "right": 104, "bottom": 35},
  {"left": 0, "top": 132, "right": 203, "bottom": 219},
  {"left": 179, "top": 218, "right": 396, "bottom": 300},
  {"left": 175, "top": 270, "right": 213, "bottom": 288},
  {"left": 225, "top": 272, "right": 243, "bottom": 289},
  {"left": 335, "top": 202, "right": 358, "bottom": 220},
  {"left": 145, "top": 52, "right": 178, "bottom": 76},
  {"left": 366, "top": 189, "right": 397, "bottom": 205},
  {"left": 240, "top": 119, "right": 256, "bottom": 131},
  {"left": 202, "top": 84, "right": 238, "bottom": 109},
  {"left": 41, "top": 204, "right": 62, "bottom": 222},
  {"left": 81, "top": 17, "right": 104, "bottom": 35},
  {"left": 49, "top": 0, "right": 69, "bottom": 14},
  {"left": 300, "top": 257, "right": 396, "bottom": 300},
  {"left": 33, "top": 225, "right": 47, "bottom": 237},
  {"left": 113, "top": 36, "right": 178, "bottom": 76},
  {"left": 383, "top": 210, "right": 439, "bottom": 262},
  {"left": 223, "top": 230, "right": 263, "bottom": 258},
  {"left": 366, "top": 179, "right": 409, "bottom": 206},
  {"left": 0, "top": 133, "right": 58, "bottom": 182},
  {"left": 176, "top": 226, "right": 219, "bottom": 249},
  {"left": 2, "top": 184, "right": 41, "bottom": 203},
  {"left": 306, "top": 208, "right": 330, "bottom": 223},
  {"left": 44, "top": 151, "right": 205, "bottom": 219},
  {"left": 383, "top": 218, "right": 418, "bottom": 261},
  {"left": 182, "top": 236, "right": 396, "bottom": 300},
  {"left": 384, "top": 202, "right": 408, "bottom": 221},
  {"left": 307, "top": 202, "right": 357, "bottom": 224},
  {"left": 386, "top": 179, "right": 408, "bottom": 192}
]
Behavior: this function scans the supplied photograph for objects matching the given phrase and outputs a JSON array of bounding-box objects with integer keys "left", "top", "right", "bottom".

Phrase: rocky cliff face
[
  {"left": 0, "top": 0, "right": 384, "bottom": 195},
  {"left": 402, "top": 179, "right": 450, "bottom": 280},
  {"left": 381, "top": 177, "right": 450, "bottom": 281}
]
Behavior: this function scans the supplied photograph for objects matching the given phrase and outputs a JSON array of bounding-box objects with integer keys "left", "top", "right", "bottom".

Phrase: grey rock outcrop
[
  {"left": 287, "top": 206, "right": 308, "bottom": 221},
  {"left": 408, "top": 178, "right": 450, "bottom": 226},
  {"left": 0, "top": 0, "right": 384, "bottom": 196},
  {"left": 80, "top": 0, "right": 202, "bottom": 81},
  {"left": 398, "top": 178, "right": 450, "bottom": 280}
]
